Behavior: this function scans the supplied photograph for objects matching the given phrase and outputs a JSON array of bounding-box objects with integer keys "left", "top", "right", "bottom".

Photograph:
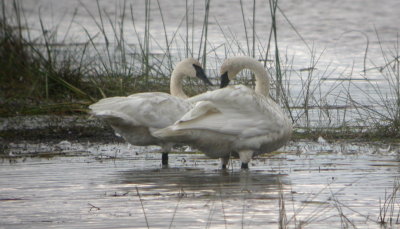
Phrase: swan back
[
  {"left": 220, "top": 56, "right": 269, "bottom": 96},
  {"left": 89, "top": 92, "right": 192, "bottom": 146},
  {"left": 89, "top": 58, "right": 210, "bottom": 150}
]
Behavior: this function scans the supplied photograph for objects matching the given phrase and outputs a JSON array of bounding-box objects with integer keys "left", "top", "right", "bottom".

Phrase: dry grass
[{"left": 1, "top": 0, "right": 400, "bottom": 139}]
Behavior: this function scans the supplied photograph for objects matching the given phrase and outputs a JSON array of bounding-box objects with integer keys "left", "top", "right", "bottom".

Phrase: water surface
[{"left": 1, "top": 139, "right": 400, "bottom": 228}]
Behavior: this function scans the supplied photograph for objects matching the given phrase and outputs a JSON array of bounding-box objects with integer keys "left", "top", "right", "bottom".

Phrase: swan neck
[
  {"left": 241, "top": 59, "right": 270, "bottom": 96},
  {"left": 254, "top": 68, "right": 269, "bottom": 96},
  {"left": 170, "top": 71, "right": 189, "bottom": 99}
]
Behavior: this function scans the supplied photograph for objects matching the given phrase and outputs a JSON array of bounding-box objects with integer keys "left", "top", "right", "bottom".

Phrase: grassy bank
[
  {"left": 0, "top": 0, "right": 206, "bottom": 117},
  {"left": 1, "top": 0, "right": 399, "bottom": 139}
]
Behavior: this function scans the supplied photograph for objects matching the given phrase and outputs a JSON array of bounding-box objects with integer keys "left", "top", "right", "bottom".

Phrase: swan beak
[
  {"left": 220, "top": 72, "right": 230, "bottom": 88},
  {"left": 194, "top": 64, "right": 213, "bottom": 86}
]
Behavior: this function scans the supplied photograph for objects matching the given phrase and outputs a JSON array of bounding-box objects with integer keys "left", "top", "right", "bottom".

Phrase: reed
[
  {"left": 347, "top": 32, "right": 400, "bottom": 138},
  {"left": 269, "top": 0, "right": 283, "bottom": 102},
  {"left": 136, "top": 186, "right": 150, "bottom": 229},
  {"left": 378, "top": 179, "right": 400, "bottom": 225},
  {"left": 198, "top": 0, "right": 211, "bottom": 68},
  {"left": 1, "top": 0, "right": 400, "bottom": 138},
  {"left": 278, "top": 179, "right": 288, "bottom": 229},
  {"left": 0, "top": 0, "right": 95, "bottom": 114}
]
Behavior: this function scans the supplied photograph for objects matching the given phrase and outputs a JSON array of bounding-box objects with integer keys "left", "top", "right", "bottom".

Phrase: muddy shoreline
[
  {"left": 0, "top": 115, "right": 121, "bottom": 144},
  {"left": 1, "top": 115, "right": 399, "bottom": 145},
  {"left": 0, "top": 125, "right": 121, "bottom": 143}
]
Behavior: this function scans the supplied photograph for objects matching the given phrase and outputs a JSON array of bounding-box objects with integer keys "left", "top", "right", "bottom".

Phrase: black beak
[
  {"left": 193, "top": 64, "right": 213, "bottom": 86},
  {"left": 220, "top": 72, "right": 230, "bottom": 88}
]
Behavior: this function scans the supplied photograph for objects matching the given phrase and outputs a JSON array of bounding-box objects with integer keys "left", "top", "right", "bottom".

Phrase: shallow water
[{"left": 1, "top": 139, "right": 400, "bottom": 228}]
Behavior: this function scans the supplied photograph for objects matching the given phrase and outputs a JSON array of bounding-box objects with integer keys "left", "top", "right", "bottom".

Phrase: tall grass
[
  {"left": 0, "top": 0, "right": 95, "bottom": 115},
  {"left": 378, "top": 179, "right": 400, "bottom": 225},
  {"left": 1, "top": 0, "right": 400, "bottom": 138},
  {"left": 347, "top": 33, "right": 400, "bottom": 138},
  {"left": 269, "top": 0, "right": 283, "bottom": 102}
]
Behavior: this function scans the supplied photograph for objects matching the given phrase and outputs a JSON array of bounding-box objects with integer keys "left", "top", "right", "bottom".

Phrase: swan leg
[
  {"left": 162, "top": 152, "right": 169, "bottom": 165},
  {"left": 161, "top": 144, "right": 173, "bottom": 166},
  {"left": 220, "top": 156, "right": 230, "bottom": 169},
  {"left": 238, "top": 150, "right": 253, "bottom": 170}
]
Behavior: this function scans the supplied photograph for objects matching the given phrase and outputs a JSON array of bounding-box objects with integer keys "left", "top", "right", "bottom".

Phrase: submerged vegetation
[{"left": 0, "top": 0, "right": 400, "bottom": 139}]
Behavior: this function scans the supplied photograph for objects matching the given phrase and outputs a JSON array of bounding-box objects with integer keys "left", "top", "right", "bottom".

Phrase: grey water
[
  {"left": 1, "top": 138, "right": 400, "bottom": 228},
  {"left": 14, "top": 0, "right": 400, "bottom": 69}
]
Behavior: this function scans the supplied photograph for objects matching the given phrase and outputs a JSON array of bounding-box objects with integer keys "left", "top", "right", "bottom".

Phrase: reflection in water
[
  {"left": 2, "top": 140, "right": 400, "bottom": 228},
  {"left": 115, "top": 168, "right": 289, "bottom": 199}
]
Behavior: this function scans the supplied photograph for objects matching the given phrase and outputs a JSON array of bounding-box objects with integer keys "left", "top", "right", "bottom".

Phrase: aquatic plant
[
  {"left": 1, "top": 0, "right": 400, "bottom": 139},
  {"left": 0, "top": 0, "right": 93, "bottom": 115},
  {"left": 378, "top": 179, "right": 400, "bottom": 226},
  {"left": 348, "top": 33, "right": 400, "bottom": 138}
]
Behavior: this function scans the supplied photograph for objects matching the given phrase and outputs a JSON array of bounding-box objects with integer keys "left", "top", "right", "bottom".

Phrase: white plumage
[
  {"left": 153, "top": 56, "right": 292, "bottom": 169},
  {"left": 89, "top": 93, "right": 189, "bottom": 146},
  {"left": 89, "top": 58, "right": 211, "bottom": 165}
]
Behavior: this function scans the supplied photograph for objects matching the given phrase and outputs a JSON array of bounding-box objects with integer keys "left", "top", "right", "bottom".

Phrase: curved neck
[
  {"left": 170, "top": 71, "right": 189, "bottom": 99},
  {"left": 252, "top": 63, "right": 269, "bottom": 96},
  {"left": 235, "top": 58, "right": 270, "bottom": 96}
]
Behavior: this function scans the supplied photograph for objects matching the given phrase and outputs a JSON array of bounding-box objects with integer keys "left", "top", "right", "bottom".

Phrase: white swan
[
  {"left": 89, "top": 58, "right": 212, "bottom": 165},
  {"left": 153, "top": 56, "right": 292, "bottom": 169}
]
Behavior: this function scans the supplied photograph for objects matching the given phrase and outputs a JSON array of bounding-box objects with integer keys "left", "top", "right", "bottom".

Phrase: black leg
[
  {"left": 221, "top": 156, "right": 229, "bottom": 170},
  {"left": 162, "top": 152, "right": 168, "bottom": 165},
  {"left": 241, "top": 162, "right": 249, "bottom": 170}
]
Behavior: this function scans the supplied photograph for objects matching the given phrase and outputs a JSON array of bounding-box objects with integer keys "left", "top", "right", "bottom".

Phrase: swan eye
[{"left": 220, "top": 72, "right": 230, "bottom": 88}]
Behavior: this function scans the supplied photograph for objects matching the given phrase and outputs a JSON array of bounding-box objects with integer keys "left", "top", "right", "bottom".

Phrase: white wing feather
[
  {"left": 89, "top": 92, "right": 191, "bottom": 129},
  {"left": 169, "top": 85, "right": 287, "bottom": 138}
]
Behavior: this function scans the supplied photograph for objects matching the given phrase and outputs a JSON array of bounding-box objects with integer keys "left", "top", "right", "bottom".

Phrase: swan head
[
  {"left": 219, "top": 57, "right": 248, "bottom": 88},
  {"left": 219, "top": 56, "right": 269, "bottom": 95},
  {"left": 175, "top": 58, "right": 213, "bottom": 86}
]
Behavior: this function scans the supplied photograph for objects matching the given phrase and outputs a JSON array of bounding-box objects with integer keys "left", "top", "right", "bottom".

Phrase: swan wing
[
  {"left": 160, "top": 85, "right": 286, "bottom": 138},
  {"left": 89, "top": 92, "right": 190, "bottom": 129}
]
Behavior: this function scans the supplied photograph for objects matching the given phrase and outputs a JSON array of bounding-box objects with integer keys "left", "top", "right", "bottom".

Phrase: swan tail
[
  {"left": 89, "top": 97, "right": 128, "bottom": 112},
  {"left": 91, "top": 111, "right": 136, "bottom": 127},
  {"left": 89, "top": 97, "right": 140, "bottom": 126}
]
